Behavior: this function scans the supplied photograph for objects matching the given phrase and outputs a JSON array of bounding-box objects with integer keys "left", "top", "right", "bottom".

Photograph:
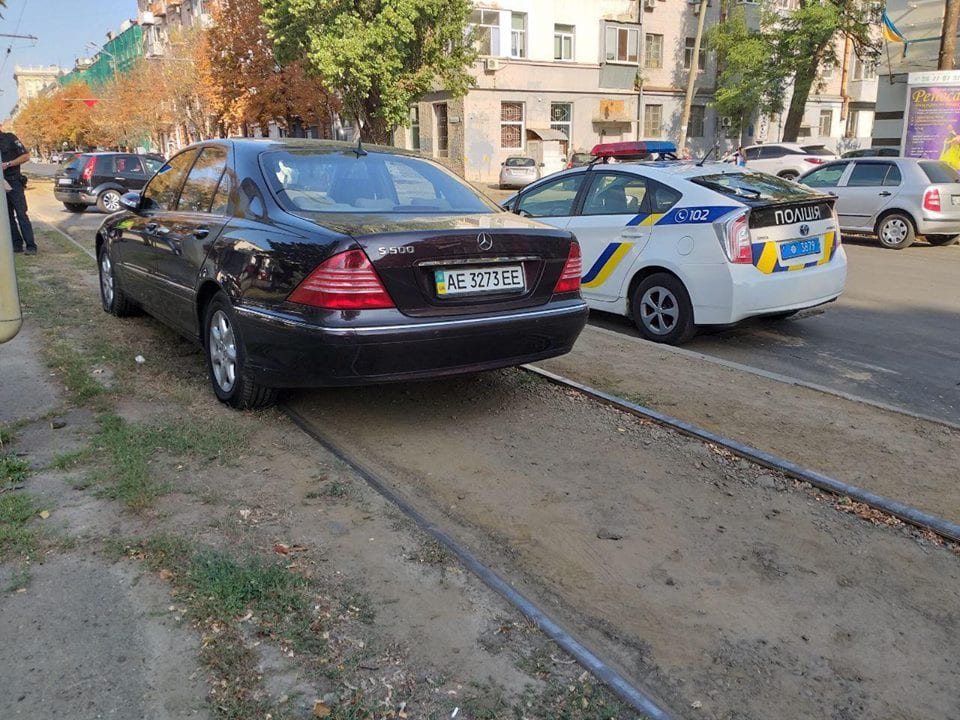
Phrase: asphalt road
[{"left": 27, "top": 174, "right": 960, "bottom": 425}]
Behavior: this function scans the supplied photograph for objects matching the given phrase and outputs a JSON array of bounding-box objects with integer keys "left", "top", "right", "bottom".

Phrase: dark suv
[{"left": 54, "top": 152, "right": 165, "bottom": 213}]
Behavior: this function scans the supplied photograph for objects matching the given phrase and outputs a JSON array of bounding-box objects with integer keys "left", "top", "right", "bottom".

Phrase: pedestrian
[
  {"left": 735, "top": 146, "right": 747, "bottom": 167},
  {"left": 0, "top": 128, "right": 37, "bottom": 255}
]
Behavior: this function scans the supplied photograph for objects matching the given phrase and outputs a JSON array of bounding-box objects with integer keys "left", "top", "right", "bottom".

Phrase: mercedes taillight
[
  {"left": 288, "top": 249, "right": 395, "bottom": 310},
  {"left": 553, "top": 241, "right": 582, "bottom": 294}
]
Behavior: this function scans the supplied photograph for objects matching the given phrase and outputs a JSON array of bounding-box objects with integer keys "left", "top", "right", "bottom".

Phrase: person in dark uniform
[{"left": 0, "top": 129, "right": 36, "bottom": 255}]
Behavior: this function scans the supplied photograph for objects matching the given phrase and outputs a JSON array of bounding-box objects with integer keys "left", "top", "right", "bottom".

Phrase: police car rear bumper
[{"left": 688, "top": 246, "right": 847, "bottom": 325}]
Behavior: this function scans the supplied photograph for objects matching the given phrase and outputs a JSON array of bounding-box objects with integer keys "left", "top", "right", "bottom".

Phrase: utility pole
[
  {"left": 678, "top": 0, "right": 709, "bottom": 155},
  {"left": 939, "top": 0, "right": 960, "bottom": 70}
]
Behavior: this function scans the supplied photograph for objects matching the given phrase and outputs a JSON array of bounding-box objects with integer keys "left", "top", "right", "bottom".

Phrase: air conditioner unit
[
  {"left": 139, "top": 11, "right": 157, "bottom": 25},
  {"left": 720, "top": 116, "right": 732, "bottom": 128},
  {"left": 692, "top": 3, "right": 701, "bottom": 14},
  {"left": 485, "top": 58, "right": 502, "bottom": 71},
  {"left": 644, "top": 0, "right": 656, "bottom": 9}
]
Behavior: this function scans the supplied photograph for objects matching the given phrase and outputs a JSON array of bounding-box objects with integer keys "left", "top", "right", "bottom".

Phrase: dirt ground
[
  {"left": 289, "top": 373, "right": 960, "bottom": 720},
  {"left": 3, "top": 200, "right": 959, "bottom": 720},
  {"left": 540, "top": 326, "right": 960, "bottom": 525}
]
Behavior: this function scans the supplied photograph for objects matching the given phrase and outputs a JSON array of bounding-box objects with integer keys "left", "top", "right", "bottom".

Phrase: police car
[{"left": 502, "top": 141, "right": 847, "bottom": 344}]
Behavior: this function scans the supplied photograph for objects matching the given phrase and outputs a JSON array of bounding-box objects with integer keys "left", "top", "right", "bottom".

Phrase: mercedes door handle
[
  {"left": 878, "top": 191, "right": 892, "bottom": 196},
  {"left": 193, "top": 227, "right": 210, "bottom": 240}
]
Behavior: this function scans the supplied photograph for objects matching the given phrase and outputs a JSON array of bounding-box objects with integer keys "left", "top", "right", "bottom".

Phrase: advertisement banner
[{"left": 902, "top": 84, "right": 960, "bottom": 170}]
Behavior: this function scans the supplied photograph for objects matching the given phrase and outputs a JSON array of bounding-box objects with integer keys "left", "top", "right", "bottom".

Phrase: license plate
[
  {"left": 435, "top": 265, "right": 525, "bottom": 296},
  {"left": 952, "top": 195, "right": 960, "bottom": 206},
  {"left": 780, "top": 237, "right": 821, "bottom": 260},
  {"left": 57, "top": 178, "right": 73, "bottom": 185}
]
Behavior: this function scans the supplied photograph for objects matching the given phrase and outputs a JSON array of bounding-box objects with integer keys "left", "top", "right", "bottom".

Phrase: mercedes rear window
[
  {"left": 261, "top": 150, "right": 498, "bottom": 214},
  {"left": 691, "top": 171, "right": 818, "bottom": 201},
  {"left": 920, "top": 161, "right": 960, "bottom": 184}
]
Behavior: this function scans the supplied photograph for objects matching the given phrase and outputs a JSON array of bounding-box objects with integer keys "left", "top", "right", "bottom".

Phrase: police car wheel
[
  {"left": 876, "top": 213, "right": 915, "bottom": 250},
  {"left": 631, "top": 273, "right": 696, "bottom": 345}
]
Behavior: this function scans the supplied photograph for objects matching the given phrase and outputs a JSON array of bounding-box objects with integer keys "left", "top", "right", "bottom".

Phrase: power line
[{"left": 0, "top": 0, "right": 32, "bottom": 78}]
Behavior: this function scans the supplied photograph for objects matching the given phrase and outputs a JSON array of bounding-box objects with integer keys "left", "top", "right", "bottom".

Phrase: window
[
  {"left": 550, "top": 102, "right": 572, "bottom": 153},
  {"left": 554, "top": 24, "right": 574, "bottom": 60},
  {"left": 822, "top": 63, "right": 834, "bottom": 80},
  {"left": 684, "top": 38, "right": 706, "bottom": 71},
  {"left": 260, "top": 151, "right": 495, "bottom": 215},
  {"left": 689, "top": 105, "right": 705, "bottom": 138},
  {"left": 177, "top": 147, "right": 228, "bottom": 213},
  {"left": 409, "top": 106, "right": 421, "bottom": 151},
  {"left": 470, "top": 8, "right": 500, "bottom": 55},
  {"left": 920, "top": 161, "right": 960, "bottom": 183},
  {"left": 142, "top": 149, "right": 199, "bottom": 211},
  {"left": 744, "top": 147, "right": 762, "bottom": 160},
  {"left": 511, "top": 13, "right": 526, "bottom": 58},
  {"left": 434, "top": 103, "right": 448, "bottom": 158},
  {"left": 845, "top": 110, "right": 858, "bottom": 138},
  {"left": 848, "top": 162, "right": 891, "bottom": 187},
  {"left": 801, "top": 162, "right": 847, "bottom": 188},
  {"left": 211, "top": 172, "right": 233, "bottom": 216},
  {"left": 645, "top": 33, "right": 663, "bottom": 69},
  {"left": 819, "top": 109, "right": 833, "bottom": 137},
  {"left": 515, "top": 174, "right": 585, "bottom": 218},
  {"left": 605, "top": 24, "right": 639, "bottom": 64},
  {"left": 583, "top": 173, "right": 647, "bottom": 215},
  {"left": 643, "top": 104, "right": 662, "bottom": 138},
  {"left": 501, "top": 102, "right": 524, "bottom": 149},
  {"left": 852, "top": 55, "right": 876, "bottom": 80}
]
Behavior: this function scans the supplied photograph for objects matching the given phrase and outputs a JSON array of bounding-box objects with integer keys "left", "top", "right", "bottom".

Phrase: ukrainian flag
[{"left": 881, "top": 12, "right": 906, "bottom": 44}]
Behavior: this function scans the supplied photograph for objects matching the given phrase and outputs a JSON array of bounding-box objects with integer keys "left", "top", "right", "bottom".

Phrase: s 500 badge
[{"left": 377, "top": 246, "right": 414, "bottom": 255}]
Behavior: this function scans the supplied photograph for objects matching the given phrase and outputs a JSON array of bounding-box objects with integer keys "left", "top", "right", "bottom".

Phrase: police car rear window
[{"left": 691, "top": 172, "right": 816, "bottom": 201}]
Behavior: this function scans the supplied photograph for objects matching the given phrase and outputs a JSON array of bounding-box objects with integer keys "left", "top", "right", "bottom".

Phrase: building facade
[
  {"left": 10, "top": 65, "right": 65, "bottom": 118},
  {"left": 394, "top": 0, "right": 880, "bottom": 183}
]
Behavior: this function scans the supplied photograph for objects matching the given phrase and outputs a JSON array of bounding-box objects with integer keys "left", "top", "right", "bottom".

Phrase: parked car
[
  {"left": 54, "top": 152, "right": 165, "bottom": 213},
  {"left": 96, "top": 139, "right": 588, "bottom": 408},
  {"left": 841, "top": 148, "right": 900, "bottom": 158},
  {"left": 799, "top": 157, "right": 960, "bottom": 249},
  {"left": 740, "top": 142, "right": 837, "bottom": 180},
  {"left": 502, "top": 161, "right": 846, "bottom": 344},
  {"left": 498, "top": 156, "right": 541, "bottom": 189},
  {"left": 566, "top": 151, "right": 594, "bottom": 169}
]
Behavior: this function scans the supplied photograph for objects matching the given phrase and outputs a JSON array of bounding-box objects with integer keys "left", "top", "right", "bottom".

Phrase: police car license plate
[
  {"left": 435, "top": 265, "right": 524, "bottom": 296},
  {"left": 780, "top": 238, "right": 821, "bottom": 260}
]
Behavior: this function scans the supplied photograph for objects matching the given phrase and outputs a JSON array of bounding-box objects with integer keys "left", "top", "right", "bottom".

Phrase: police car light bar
[{"left": 590, "top": 140, "right": 678, "bottom": 158}]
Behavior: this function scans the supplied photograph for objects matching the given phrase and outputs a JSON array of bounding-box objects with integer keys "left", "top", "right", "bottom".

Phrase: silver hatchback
[{"left": 799, "top": 158, "right": 960, "bottom": 249}]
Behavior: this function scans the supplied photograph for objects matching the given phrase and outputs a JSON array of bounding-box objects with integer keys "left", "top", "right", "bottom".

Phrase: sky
[{"left": 0, "top": 0, "right": 138, "bottom": 119}]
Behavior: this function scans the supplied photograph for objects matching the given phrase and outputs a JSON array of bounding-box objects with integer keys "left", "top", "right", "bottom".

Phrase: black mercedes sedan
[{"left": 95, "top": 139, "right": 588, "bottom": 408}]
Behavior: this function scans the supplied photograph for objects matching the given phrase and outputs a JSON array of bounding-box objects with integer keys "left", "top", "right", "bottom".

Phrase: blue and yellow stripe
[
  {"left": 752, "top": 231, "right": 837, "bottom": 274},
  {"left": 582, "top": 242, "right": 635, "bottom": 288}
]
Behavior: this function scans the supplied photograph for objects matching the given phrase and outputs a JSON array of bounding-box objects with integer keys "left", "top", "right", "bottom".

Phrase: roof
[{"left": 526, "top": 128, "right": 568, "bottom": 141}]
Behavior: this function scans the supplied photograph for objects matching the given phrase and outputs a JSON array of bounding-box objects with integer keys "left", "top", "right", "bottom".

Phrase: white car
[
  {"left": 739, "top": 143, "right": 837, "bottom": 181},
  {"left": 503, "top": 160, "right": 847, "bottom": 344}
]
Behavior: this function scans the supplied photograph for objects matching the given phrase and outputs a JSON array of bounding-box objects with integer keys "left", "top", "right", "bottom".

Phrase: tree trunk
[
  {"left": 781, "top": 52, "right": 822, "bottom": 142},
  {"left": 940, "top": 0, "right": 960, "bottom": 70}
]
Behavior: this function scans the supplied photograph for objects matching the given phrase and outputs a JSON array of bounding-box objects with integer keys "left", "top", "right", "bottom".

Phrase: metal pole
[{"left": 678, "top": 0, "right": 710, "bottom": 154}]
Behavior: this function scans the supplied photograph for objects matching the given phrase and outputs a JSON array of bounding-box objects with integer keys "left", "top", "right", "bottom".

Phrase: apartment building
[
  {"left": 395, "top": 0, "right": 645, "bottom": 183},
  {"left": 10, "top": 65, "right": 64, "bottom": 118}
]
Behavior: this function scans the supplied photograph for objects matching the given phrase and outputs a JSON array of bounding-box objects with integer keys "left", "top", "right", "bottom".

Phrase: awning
[{"left": 526, "top": 128, "right": 568, "bottom": 141}]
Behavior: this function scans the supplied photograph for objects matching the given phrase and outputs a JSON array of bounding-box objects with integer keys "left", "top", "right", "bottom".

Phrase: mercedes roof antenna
[{"left": 353, "top": 119, "right": 368, "bottom": 157}]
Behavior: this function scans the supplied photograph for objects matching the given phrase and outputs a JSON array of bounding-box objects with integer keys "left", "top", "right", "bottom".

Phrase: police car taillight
[{"left": 716, "top": 212, "right": 752, "bottom": 264}]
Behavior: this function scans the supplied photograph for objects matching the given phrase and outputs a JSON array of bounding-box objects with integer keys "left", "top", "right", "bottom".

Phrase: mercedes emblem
[{"left": 478, "top": 232, "right": 494, "bottom": 251}]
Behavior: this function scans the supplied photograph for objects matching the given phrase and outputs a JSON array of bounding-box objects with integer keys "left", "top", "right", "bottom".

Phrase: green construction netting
[{"left": 59, "top": 25, "right": 144, "bottom": 89}]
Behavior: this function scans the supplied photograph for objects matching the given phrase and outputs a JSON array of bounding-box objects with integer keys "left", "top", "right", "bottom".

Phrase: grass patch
[
  {"left": 1, "top": 453, "right": 31, "bottom": 485},
  {"left": 115, "top": 535, "right": 325, "bottom": 720},
  {"left": 306, "top": 479, "right": 349, "bottom": 500},
  {"left": 4, "top": 566, "right": 31, "bottom": 592},
  {"left": 0, "top": 492, "right": 39, "bottom": 561},
  {"left": 76, "top": 413, "right": 251, "bottom": 511}
]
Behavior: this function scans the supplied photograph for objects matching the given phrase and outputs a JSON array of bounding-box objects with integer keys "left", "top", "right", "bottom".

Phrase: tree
[
  {"left": 710, "top": 1, "right": 880, "bottom": 142},
  {"left": 261, "top": 0, "right": 477, "bottom": 143},
  {"left": 199, "top": 0, "right": 337, "bottom": 137}
]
